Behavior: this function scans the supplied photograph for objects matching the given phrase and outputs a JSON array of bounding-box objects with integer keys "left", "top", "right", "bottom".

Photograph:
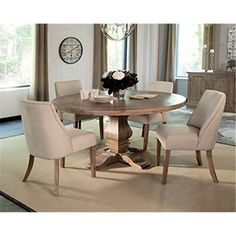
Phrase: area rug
[
  {"left": 129, "top": 107, "right": 236, "bottom": 146},
  {"left": 0, "top": 191, "right": 35, "bottom": 212},
  {"left": 0, "top": 120, "right": 235, "bottom": 212},
  {"left": 0, "top": 119, "right": 23, "bottom": 139}
]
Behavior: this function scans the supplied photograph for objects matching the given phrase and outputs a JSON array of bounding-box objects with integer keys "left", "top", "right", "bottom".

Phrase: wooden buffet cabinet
[{"left": 187, "top": 72, "right": 236, "bottom": 112}]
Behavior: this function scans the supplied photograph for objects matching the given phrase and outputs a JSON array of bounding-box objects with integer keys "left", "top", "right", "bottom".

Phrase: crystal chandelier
[{"left": 100, "top": 24, "right": 136, "bottom": 41}]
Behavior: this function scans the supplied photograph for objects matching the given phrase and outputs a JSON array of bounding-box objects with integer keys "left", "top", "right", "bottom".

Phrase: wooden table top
[{"left": 52, "top": 90, "right": 186, "bottom": 116}]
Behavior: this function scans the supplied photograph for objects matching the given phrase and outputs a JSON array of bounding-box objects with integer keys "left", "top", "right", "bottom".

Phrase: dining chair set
[{"left": 20, "top": 80, "right": 226, "bottom": 195}]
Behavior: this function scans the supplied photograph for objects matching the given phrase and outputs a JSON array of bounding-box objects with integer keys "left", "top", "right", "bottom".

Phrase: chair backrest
[
  {"left": 21, "top": 100, "right": 73, "bottom": 159},
  {"left": 187, "top": 90, "right": 226, "bottom": 150},
  {"left": 55, "top": 80, "right": 82, "bottom": 97},
  {"left": 146, "top": 81, "right": 173, "bottom": 93}
]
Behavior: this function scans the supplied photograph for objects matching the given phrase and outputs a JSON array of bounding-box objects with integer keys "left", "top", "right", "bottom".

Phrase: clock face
[{"left": 59, "top": 37, "right": 83, "bottom": 64}]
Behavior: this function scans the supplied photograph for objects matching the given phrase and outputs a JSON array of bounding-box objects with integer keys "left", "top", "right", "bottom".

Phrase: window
[
  {"left": 0, "top": 24, "right": 35, "bottom": 89},
  {"left": 107, "top": 39, "right": 127, "bottom": 71},
  {"left": 176, "top": 24, "right": 204, "bottom": 78}
]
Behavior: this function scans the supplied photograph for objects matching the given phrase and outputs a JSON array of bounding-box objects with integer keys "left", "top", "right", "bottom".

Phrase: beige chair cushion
[
  {"left": 55, "top": 80, "right": 100, "bottom": 122},
  {"left": 21, "top": 100, "right": 73, "bottom": 159},
  {"left": 128, "top": 81, "right": 173, "bottom": 125},
  {"left": 156, "top": 90, "right": 226, "bottom": 151},
  {"left": 156, "top": 125, "right": 199, "bottom": 150},
  {"left": 188, "top": 90, "right": 226, "bottom": 129},
  {"left": 55, "top": 80, "right": 82, "bottom": 97},
  {"left": 147, "top": 81, "right": 173, "bottom": 92},
  {"left": 187, "top": 90, "right": 226, "bottom": 150},
  {"left": 67, "top": 127, "right": 96, "bottom": 153},
  {"left": 21, "top": 99, "right": 97, "bottom": 160}
]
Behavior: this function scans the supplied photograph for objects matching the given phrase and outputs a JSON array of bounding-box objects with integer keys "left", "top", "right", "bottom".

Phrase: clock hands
[
  {"left": 59, "top": 37, "right": 83, "bottom": 64},
  {"left": 67, "top": 45, "right": 79, "bottom": 54}
]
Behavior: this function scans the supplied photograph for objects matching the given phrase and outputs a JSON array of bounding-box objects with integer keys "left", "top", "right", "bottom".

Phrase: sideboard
[{"left": 187, "top": 72, "right": 235, "bottom": 112}]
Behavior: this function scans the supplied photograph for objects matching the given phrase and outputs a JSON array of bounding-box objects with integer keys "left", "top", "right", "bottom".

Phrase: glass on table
[{"left": 80, "top": 90, "right": 90, "bottom": 100}]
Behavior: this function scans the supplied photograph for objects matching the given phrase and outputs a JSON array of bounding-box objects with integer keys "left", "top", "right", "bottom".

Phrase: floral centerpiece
[{"left": 101, "top": 70, "right": 139, "bottom": 98}]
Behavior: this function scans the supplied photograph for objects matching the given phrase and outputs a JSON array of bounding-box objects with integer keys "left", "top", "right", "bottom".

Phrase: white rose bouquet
[{"left": 101, "top": 70, "right": 138, "bottom": 95}]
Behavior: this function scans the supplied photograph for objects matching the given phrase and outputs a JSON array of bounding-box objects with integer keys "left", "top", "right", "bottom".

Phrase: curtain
[
  {"left": 202, "top": 24, "right": 215, "bottom": 71},
  {"left": 136, "top": 24, "right": 159, "bottom": 90},
  {"left": 93, "top": 24, "right": 107, "bottom": 89},
  {"left": 128, "top": 26, "right": 137, "bottom": 73},
  {"left": 127, "top": 25, "right": 137, "bottom": 90},
  {"left": 157, "top": 24, "right": 168, "bottom": 81},
  {"left": 165, "top": 24, "right": 177, "bottom": 84},
  {"left": 32, "top": 24, "right": 49, "bottom": 101}
]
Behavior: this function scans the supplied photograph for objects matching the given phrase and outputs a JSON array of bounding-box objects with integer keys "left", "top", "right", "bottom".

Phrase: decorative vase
[{"left": 113, "top": 90, "right": 126, "bottom": 100}]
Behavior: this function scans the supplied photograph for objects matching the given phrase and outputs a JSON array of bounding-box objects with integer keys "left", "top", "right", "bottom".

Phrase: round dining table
[{"left": 52, "top": 90, "right": 186, "bottom": 169}]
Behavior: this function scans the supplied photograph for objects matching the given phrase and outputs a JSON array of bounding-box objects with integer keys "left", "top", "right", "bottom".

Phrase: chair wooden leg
[
  {"left": 162, "top": 150, "right": 170, "bottom": 184},
  {"left": 141, "top": 124, "right": 145, "bottom": 137},
  {"left": 157, "top": 138, "right": 161, "bottom": 166},
  {"left": 206, "top": 150, "right": 219, "bottom": 183},
  {"left": 90, "top": 145, "right": 96, "bottom": 178},
  {"left": 60, "top": 157, "right": 65, "bottom": 168},
  {"left": 23, "top": 154, "right": 35, "bottom": 182},
  {"left": 99, "top": 116, "right": 104, "bottom": 140},
  {"left": 143, "top": 124, "right": 150, "bottom": 151},
  {"left": 53, "top": 159, "right": 60, "bottom": 196},
  {"left": 74, "top": 120, "right": 82, "bottom": 129},
  {"left": 196, "top": 150, "right": 202, "bottom": 166}
]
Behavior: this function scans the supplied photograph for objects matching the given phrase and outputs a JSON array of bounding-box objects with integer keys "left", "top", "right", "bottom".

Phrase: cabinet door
[
  {"left": 188, "top": 74, "right": 208, "bottom": 106},
  {"left": 208, "top": 75, "right": 235, "bottom": 111}
]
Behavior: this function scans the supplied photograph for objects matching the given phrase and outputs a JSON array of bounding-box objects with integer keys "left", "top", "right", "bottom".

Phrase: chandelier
[{"left": 100, "top": 24, "right": 136, "bottom": 41}]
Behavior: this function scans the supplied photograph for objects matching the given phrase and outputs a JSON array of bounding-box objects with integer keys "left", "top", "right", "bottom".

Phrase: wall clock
[{"left": 59, "top": 37, "right": 83, "bottom": 64}]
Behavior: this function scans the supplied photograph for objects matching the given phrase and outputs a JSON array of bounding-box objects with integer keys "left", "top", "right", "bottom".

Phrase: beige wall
[{"left": 48, "top": 24, "right": 94, "bottom": 100}]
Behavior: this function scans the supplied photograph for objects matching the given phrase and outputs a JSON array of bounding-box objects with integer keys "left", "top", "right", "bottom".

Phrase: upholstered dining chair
[
  {"left": 21, "top": 99, "right": 97, "bottom": 196},
  {"left": 128, "top": 81, "right": 173, "bottom": 151},
  {"left": 156, "top": 90, "right": 226, "bottom": 184},
  {"left": 55, "top": 80, "right": 104, "bottom": 139}
]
